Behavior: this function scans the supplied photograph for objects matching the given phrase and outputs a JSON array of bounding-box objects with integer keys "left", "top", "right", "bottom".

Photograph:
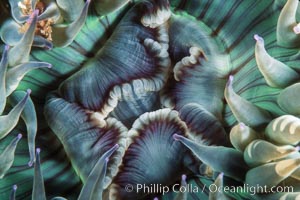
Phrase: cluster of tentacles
[{"left": 2, "top": 0, "right": 300, "bottom": 199}]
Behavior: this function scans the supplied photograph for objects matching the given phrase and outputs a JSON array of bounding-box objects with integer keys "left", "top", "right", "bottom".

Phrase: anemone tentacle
[{"left": 0, "top": 134, "right": 22, "bottom": 179}]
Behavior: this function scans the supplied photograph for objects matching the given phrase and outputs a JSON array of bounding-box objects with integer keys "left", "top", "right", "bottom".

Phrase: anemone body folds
[{"left": 2, "top": 0, "right": 300, "bottom": 199}]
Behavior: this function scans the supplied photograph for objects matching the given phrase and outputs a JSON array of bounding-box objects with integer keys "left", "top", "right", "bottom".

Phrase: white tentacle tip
[
  {"left": 181, "top": 174, "right": 187, "bottom": 182},
  {"left": 36, "top": 148, "right": 41, "bottom": 154},
  {"left": 226, "top": 75, "right": 234, "bottom": 87},
  {"left": 13, "top": 184, "right": 17, "bottom": 191},
  {"left": 4, "top": 45, "right": 10, "bottom": 51},
  {"left": 26, "top": 89, "right": 32, "bottom": 95},
  {"left": 17, "top": 133, "right": 22, "bottom": 140},
  {"left": 219, "top": 172, "right": 224, "bottom": 178},
  {"left": 254, "top": 34, "right": 263, "bottom": 43},
  {"left": 293, "top": 24, "right": 300, "bottom": 34},
  {"left": 239, "top": 122, "right": 246, "bottom": 130},
  {"left": 173, "top": 133, "right": 180, "bottom": 141},
  {"left": 33, "top": 9, "right": 40, "bottom": 16},
  {"left": 28, "top": 160, "right": 34, "bottom": 167}
]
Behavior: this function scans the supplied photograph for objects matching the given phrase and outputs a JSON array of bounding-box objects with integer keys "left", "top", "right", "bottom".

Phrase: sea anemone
[{"left": 1, "top": 0, "right": 300, "bottom": 199}]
